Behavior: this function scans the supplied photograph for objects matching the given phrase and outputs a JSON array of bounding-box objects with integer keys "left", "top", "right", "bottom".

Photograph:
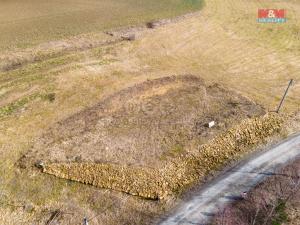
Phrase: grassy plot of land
[
  {"left": 0, "top": 0, "right": 300, "bottom": 224},
  {"left": 131, "top": 0, "right": 300, "bottom": 112},
  {"left": 24, "top": 75, "right": 264, "bottom": 169},
  {"left": 42, "top": 113, "right": 284, "bottom": 200},
  {"left": 0, "top": 0, "right": 203, "bottom": 51},
  {"left": 0, "top": 44, "right": 172, "bottom": 224}
]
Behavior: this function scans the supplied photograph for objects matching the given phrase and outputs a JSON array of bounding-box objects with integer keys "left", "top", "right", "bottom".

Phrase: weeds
[
  {"left": 41, "top": 93, "right": 56, "bottom": 103},
  {"left": 0, "top": 93, "right": 56, "bottom": 118},
  {"left": 272, "top": 199, "right": 289, "bottom": 225},
  {"left": 214, "top": 158, "right": 300, "bottom": 225}
]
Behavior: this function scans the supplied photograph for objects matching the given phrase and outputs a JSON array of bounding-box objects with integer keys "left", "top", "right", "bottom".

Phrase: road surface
[{"left": 159, "top": 133, "right": 300, "bottom": 225}]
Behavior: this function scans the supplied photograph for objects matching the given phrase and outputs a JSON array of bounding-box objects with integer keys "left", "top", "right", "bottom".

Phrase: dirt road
[{"left": 159, "top": 133, "right": 300, "bottom": 225}]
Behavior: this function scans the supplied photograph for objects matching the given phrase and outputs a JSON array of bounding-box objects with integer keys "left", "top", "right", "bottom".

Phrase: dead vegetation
[
  {"left": 213, "top": 157, "right": 300, "bottom": 225},
  {"left": 23, "top": 75, "right": 265, "bottom": 170},
  {"left": 17, "top": 75, "right": 286, "bottom": 201},
  {"left": 42, "top": 113, "right": 284, "bottom": 200},
  {"left": 1, "top": 0, "right": 300, "bottom": 224}
]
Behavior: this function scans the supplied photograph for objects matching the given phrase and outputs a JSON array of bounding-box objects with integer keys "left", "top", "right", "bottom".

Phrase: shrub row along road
[{"left": 160, "top": 133, "right": 300, "bottom": 225}]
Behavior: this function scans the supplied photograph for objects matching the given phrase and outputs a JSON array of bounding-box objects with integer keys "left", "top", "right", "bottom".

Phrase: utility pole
[{"left": 276, "top": 79, "right": 293, "bottom": 113}]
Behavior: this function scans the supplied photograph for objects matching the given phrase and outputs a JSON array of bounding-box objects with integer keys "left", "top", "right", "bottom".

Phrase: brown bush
[{"left": 213, "top": 158, "right": 300, "bottom": 225}]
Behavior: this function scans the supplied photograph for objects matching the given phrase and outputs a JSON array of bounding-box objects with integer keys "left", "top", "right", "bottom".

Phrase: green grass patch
[
  {"left": 160, "top": 143, "right": 185, "bottom": 160},
  {"left": 0, "top": 92, "right": 56, "bottom": 118},
  {"left": 272, "top": 199, "right": 289, "bottom": 225},
  {"left": 0, "top": 54, "right": 81, "bottom": 91}
]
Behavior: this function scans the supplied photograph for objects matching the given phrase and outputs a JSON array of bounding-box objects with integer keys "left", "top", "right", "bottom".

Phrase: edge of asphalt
[{"left": 157, "top": 131, "right": 300, "bottom": 224}]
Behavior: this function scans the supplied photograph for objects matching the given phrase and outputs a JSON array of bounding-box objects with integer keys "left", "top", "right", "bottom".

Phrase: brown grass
[
  {"left": 0, "top": 0, "right": 300, "bottom": 224},
  {"left": 43, "top": 113, "right": 284, "bottom": 200},
  {"left": 23, "top": 75, "right": 265, "bottom": 170}
]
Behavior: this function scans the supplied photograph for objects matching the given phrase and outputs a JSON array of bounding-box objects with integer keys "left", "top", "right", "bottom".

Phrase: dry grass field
[
  {"left": 0, "top": 0, "right": 300, "bottom": 224},
  {"left": 0, "top": 0, "right": 203, "bottom": 51},
  {"left": 24, "top": 75, "right": 264, "bottom": 169}
]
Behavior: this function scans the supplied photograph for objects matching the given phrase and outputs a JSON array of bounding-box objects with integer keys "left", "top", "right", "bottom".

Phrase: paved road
[{"left": 159, "top": 133, "right": 300, "bottom": 225}]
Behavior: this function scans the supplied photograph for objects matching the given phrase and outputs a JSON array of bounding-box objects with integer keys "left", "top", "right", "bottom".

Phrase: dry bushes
[
  {"left": 43, "top": 163, "right": 161, "bottom": 200},
  {"left": 43, "top": 114, "right": 284, "bottom": 200},
  {"left": 213, "top": 157, "right": 300, "bottom": 225}
]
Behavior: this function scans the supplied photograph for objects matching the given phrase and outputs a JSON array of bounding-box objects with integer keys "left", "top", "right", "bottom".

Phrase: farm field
[
  {"left": 0, "top": 0, "right": 203, "bottom": 51},
  {"left": 0, "top": 0, "right": 300, "bottom": 224}
]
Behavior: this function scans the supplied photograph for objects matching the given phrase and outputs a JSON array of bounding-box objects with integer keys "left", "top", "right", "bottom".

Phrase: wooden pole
[{"left": 276, "top": 79, "right": 293, "bottom": 113}]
